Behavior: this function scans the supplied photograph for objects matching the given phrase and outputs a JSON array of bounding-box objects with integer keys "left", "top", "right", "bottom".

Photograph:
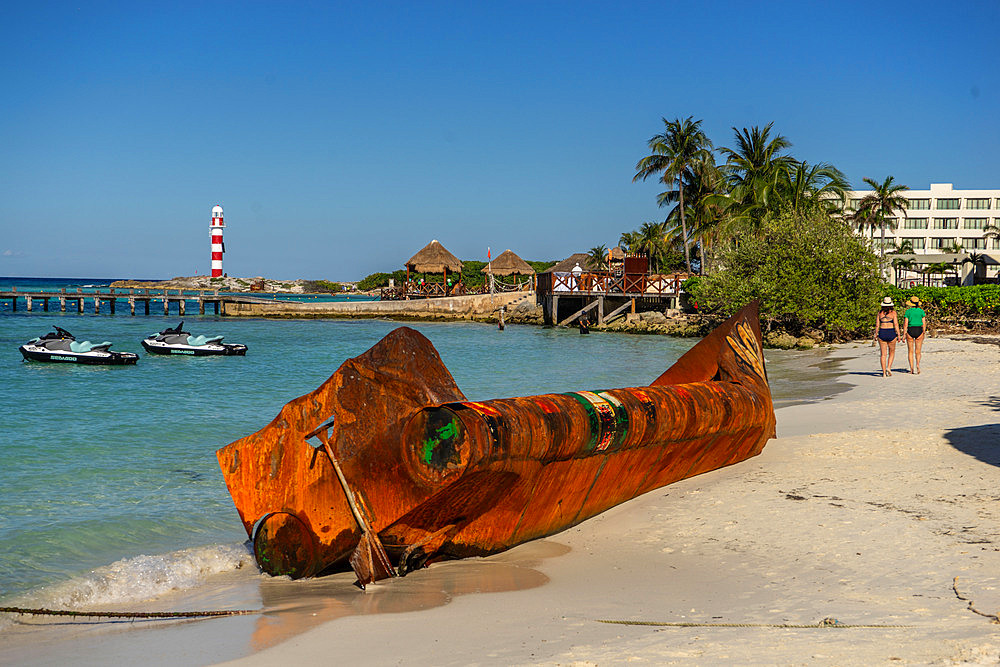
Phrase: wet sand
[{"left": 0, "top": 542, "right": 562, "bottom": 666}]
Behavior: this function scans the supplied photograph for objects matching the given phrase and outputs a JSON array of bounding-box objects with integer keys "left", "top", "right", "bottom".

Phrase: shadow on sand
[
  {"left": 943, "top": 422, "right": 1000, "bottom": 468},
  {"left": 977, "top": 396, "right": 1000, "bottom": 413}
]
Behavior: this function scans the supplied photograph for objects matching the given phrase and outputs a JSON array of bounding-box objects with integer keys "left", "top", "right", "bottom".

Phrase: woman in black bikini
[{"left": 875, "top": 296, "right": 901, "bottom": 377}]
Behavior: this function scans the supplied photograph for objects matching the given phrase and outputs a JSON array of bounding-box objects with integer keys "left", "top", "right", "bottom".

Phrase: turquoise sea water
[
  {"left": 0, "top": 301, "right": 697, "bottom": 609},
  {"left": 0, "top": 280, "right": 844, "bottom": 623}
]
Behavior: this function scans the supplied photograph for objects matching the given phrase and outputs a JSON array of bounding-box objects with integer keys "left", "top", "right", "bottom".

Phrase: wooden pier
[
  {"left": 0, "top": 287, "right": 272, "bottom": 317},
  {"left": 536, "top": 271, "right": 686, "bottom": 326}
]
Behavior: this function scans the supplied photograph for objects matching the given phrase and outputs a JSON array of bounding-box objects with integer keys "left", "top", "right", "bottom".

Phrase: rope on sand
[
  {"left": 597, "top": 617, "right": 911, "bottom": 629},
  {"left": 0, "top": 606, "right": 258, "bottom": 620},
  {"left": 953, "top": 576, "right": 1000, "bottom": 624}
]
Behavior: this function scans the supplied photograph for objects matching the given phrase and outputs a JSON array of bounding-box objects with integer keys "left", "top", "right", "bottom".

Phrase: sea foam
[{"left": 1, "top": 542, "right": 257, "bottom": 629}]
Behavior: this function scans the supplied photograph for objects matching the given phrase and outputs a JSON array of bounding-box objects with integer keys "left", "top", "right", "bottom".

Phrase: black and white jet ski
[
  {"left": 141, "top": 322, "right": 248, "bottom": 356},
  {"left": 19, "top": 327, "right": 139, "bottom": 365}
]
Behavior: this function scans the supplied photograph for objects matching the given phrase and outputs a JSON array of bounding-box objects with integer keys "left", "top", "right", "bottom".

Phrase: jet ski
[
  {"left": 141, "top": 322, "right": 248, "bottom": 356},
  {"left": 19, "top": 327, "right": 139, "bottom": 365}
]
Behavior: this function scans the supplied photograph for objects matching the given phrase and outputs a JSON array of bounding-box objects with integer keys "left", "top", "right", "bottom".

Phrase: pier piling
[{"left": 2, "top": 286, "right": 251, "bottom": 319}]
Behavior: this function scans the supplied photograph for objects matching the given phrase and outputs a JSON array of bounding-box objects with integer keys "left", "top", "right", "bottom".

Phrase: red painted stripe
[
  {"left": 212, "top": 269, "right": 222, "bottom": 277},
  {"left": 212, "top": 252, "right": 222, "bottom": 260}
]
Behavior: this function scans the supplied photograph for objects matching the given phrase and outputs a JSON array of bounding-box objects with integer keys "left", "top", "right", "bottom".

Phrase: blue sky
[{"left": 2, "top": 1, "right": 998, "bottom": 280}]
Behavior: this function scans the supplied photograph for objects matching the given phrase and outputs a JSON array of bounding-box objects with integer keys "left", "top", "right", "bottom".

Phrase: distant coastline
[{"left": 109, "top": 275, "right": 360, "bottom": 294}]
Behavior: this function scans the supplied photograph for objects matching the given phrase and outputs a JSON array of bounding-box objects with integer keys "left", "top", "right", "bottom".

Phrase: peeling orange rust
[{"left": 216, "top": 301, "right": 777, "bottom": 586}]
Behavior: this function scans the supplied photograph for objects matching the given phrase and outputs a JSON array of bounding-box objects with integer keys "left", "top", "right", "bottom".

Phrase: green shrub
[
  {"left": 883, "top": 284, "right": 1000, "bottom": 319},
  {"left": 303, "top": 280, "right": 343, "bottom": 293},
  {"left": 357, "top": 272, "right": 392, "bottom": 290},
  {"left": 689, "top": 209, "right": 882, "bottom": 337}
]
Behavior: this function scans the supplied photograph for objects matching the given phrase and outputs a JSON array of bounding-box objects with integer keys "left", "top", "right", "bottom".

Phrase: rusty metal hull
[{"left": 217, "top": 302, "right": 776, "bottom": 585}]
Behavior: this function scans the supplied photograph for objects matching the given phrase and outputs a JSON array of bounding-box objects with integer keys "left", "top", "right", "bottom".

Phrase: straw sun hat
[
  {"left": 906, "top": 296, "right": 922, "bottom": 306},
  {"left": 880, "top": 297, "right": 894, "bottom": 307}
]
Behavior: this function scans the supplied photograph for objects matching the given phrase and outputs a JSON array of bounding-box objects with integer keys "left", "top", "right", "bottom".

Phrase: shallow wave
[{"left": 0, "top": 542, "right": 256, "bottom": 630}]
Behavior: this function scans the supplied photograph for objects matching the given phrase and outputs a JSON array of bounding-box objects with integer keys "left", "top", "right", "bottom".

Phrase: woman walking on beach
[
  {"left": 875, "top": 296, "right": 901, "bottom": 377},
  {"left": 903, "top": 296, "right": 927, "bottom": 374}
]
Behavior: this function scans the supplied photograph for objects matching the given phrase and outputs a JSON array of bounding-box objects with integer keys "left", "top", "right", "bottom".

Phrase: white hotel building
[{"left": 846, "top": 183, "right": 1000, "bottom": 285}]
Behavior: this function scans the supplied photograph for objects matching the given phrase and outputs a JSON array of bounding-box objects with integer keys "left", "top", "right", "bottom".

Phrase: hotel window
[
  {"left": 904, "top": 218, "right": 928, "bottom": 229},
  {"left": 933, "top": 218, "right": 958, "bottom": 229},
  {"left": 994, "top": 238, "right": 1000, "bottom": 250},
  {"left": 910, "top": 238, "right": 926, "bottom": 249},
  {"left": 849, "top": 198, "right": 863, "bottom": 211},
  {"left": 906, "top": 199, "right": 930, "bottom": 210},
  {"left": 967, "top": 198, "right": 991, "bottom": 210},
  {"left": 936, "top": 198, "right": 960, "bottom": 210},
  {"left": 964, "top": 218, "right": 988, "bottom": 230},
  {"left": 964, "top": 237, "right": 986, "bottom": 249},
  {"left": 930, "top": 237, "right": 954, "bottom": 249}
]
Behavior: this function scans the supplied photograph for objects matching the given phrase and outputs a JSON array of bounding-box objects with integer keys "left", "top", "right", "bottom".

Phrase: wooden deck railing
[
  {"left": 537, "top": 272, "right": 687, "bottom": 296},
  {"left": 379, "top": 281, "right": 534, "bottom": 300}
]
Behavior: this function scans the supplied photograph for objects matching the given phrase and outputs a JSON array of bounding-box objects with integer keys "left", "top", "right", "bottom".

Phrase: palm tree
[
  {"left": 634, "top": 116, "right": 713, "bottom": 273},
  {"left": 587, "top": 245, "right": 608, "bottom": 271},
  {"left": 942, "top": 241, "right": 964, "bottom": 255},
  {"left": 719, "top": 122, "right": 797, "bottom": 226},
  {"left": 923, "top": 262, "right": 952, "bottom": 286},
  {"left": 891, "top": 257, "right": 917, "bottom": 287},
  {"left": 779, "top": 161, "right": 850, "bottom": 214},
  {"left": 657, "top": 154, "right": 733, "bottom": 274},
  {"left": 855, "top": 176, "right": 909, "bottom": 265},
  {"left": 637, "top": 221, "right": 668, "bottom": 272},
  {"left": 618, "top": 231, "right": 642, "bottom": 256},
  {"left": 849, "top": 206, "right": 877, "bottom": 246},
  {"left": 888, "top": 239, "right": 914, "bottom": 255},
  {"left": 963, "top": 251, "right": 987, "bottom": 284}
]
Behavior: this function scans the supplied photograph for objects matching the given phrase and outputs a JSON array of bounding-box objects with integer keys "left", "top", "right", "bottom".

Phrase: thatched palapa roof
[
  {"left": 481, "top": 249, "right": 535, "bottom": 276},
  {"left": 405, "top": 240, "right": 463, "bottom": 273},
  {"left": 544, "top": 253, "right": 597, "bottom": 273}
]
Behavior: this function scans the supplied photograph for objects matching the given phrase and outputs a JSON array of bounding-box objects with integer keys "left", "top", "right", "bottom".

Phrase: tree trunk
[
  {"left": 880, "top": 223, "right": 887, "bottom": 281},
  {"left": 678, "top": 174, "right": 691, "bottom": 274}
]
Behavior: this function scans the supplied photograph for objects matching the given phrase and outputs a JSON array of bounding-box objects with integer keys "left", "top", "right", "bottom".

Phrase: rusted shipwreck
[{"left": 217, "top": 301, "right": 776, "bottom": 587}]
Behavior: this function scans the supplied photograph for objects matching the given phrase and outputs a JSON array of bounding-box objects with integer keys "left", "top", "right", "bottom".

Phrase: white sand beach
[
  {"left": 223, "top": 336, "right": 1000, "bottom": 666},
  {"left": 5, "top": 336, "right": 1000, "bottom": 666}
]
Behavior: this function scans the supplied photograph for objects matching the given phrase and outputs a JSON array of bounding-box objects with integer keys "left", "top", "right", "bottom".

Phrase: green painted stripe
[{"left": 563, "top": 392, "right": 600, "bottom": 450}]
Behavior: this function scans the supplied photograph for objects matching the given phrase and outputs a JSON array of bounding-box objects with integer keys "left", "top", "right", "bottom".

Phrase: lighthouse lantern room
[{"left": 210, "top": 205, "right": 225, "bottom": 278}]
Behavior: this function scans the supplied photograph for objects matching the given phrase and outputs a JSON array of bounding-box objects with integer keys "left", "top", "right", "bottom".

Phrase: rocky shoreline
[
  {"left": 109, "top": 275, "right": 362, "bottom": 294},
  {"left": 495, "top": 301, "right": 1000, "bottom": 348},
  {"left": 110, "top": 278, "right": 1000, "bottom": 347}
]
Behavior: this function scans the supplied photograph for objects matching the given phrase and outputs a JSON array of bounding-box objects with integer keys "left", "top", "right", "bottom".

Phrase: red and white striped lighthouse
[{"left": 210, "top": 204, "right": 225, "bottom": 277}]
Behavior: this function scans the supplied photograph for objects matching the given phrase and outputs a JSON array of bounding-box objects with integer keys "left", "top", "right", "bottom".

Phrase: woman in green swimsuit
[{"left": 903, "top": 296, "right": 927, "bottom": 374}]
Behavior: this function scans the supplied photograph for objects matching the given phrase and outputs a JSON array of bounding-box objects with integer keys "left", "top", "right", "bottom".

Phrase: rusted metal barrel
[{"left": 218, "top": 302, "right": 775, "bottom": 583}]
